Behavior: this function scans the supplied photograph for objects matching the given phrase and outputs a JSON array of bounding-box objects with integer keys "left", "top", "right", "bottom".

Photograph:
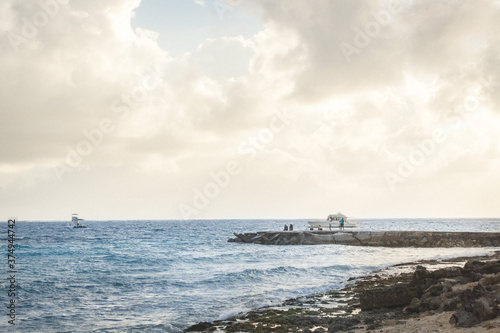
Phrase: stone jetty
[{"left": 228, "top": 230, "right": 500, "bottom": 247}]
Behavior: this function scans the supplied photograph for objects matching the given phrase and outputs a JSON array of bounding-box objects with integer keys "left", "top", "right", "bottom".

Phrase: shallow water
[{"left": 1, "top": 218, "right": 499, "bottom": 332}]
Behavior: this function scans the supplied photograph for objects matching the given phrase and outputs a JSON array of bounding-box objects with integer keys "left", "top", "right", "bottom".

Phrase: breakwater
[{"left": 229, "top": 231, "right": 500, "bottom": 247}]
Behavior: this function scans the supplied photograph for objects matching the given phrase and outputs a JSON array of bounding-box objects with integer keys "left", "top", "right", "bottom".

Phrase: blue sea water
[{"left": 1, "top": 218, "right": 499, "bottom": 332}]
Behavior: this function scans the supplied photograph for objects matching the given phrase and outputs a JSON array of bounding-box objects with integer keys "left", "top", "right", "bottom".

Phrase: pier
[{"left": 229, "top": 230, "right": 500, "bottom": 247}]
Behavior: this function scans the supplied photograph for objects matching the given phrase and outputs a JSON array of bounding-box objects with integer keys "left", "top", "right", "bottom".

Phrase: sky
[{"left": 1, "top": 0, "right": 500, "bottom": 221}]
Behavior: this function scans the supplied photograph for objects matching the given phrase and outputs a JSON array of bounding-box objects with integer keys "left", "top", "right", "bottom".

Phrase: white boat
[
  {"left": 69, "top": 214, "right": 86, "bottom": 228},
  {"left": 307, "top": 212, "right": 358, "bottom": 230}
]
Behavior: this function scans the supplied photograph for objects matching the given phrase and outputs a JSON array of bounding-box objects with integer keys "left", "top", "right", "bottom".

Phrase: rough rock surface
[{"left": 402, "top": 259, "right": 500, "bottom": 328}]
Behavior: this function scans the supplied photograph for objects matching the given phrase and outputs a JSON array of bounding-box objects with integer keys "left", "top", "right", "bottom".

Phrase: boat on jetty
[
  {"left": 308, "top": 212, "right": 358, "bottom": 229},
  {"left": 69, "top": 214, "right": 86, "bottom": 228}
]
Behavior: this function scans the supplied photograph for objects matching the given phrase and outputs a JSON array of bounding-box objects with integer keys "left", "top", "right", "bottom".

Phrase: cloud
[{"left": 1, "top": 0, "right": 499, "bottom": 219}]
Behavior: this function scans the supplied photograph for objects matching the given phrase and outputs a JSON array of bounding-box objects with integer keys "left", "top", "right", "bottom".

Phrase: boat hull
[{"left": 307, "top": 220, "right": 358, "bottom": 229}]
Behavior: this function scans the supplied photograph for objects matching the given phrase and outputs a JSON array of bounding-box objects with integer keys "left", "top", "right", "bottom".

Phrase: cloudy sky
[{"left": 1, "top": 0, "right": 500, "bottom": 221}]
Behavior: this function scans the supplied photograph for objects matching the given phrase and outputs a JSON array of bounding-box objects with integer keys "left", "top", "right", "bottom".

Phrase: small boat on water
[
  {"left": 308, "top": 212, "right": 358, "bottom": 230},
  {"left": 69, "top": 214, "right": 86, "bottom": 228}
]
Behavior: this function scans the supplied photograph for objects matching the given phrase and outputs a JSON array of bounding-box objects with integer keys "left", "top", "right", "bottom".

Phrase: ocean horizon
[{"left": 2, "top": 218, "right": 500, "bottom": 332}]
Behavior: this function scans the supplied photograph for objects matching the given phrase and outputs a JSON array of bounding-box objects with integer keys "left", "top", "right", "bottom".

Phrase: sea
[{"left": 1, "top": 218, "right": 499, "bottom": 332}]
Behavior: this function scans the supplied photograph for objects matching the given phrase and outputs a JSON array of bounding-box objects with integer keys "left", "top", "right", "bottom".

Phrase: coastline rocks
[
  {"left": 449, "top": 284, "right": 499, "bottom": 327},
  {"left": 402, "top": 259, "right": 500, "bottom": 328},
  {"left": 360, "top": 258, "right": 500, "bottom": 328},
  {"left": 464, "top": 260, "right": 500, "bottom": 275},
  {"left": 360, "top": 284, "right": 417, "bottom": 310},
  {"left": 184, "top": 322, "right": 213, "bottom": 332}
]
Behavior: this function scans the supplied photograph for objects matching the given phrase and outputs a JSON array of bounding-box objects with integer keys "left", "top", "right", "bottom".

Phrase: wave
[{"left": 198, "top": 263, "right": 359, "bottom": 287}]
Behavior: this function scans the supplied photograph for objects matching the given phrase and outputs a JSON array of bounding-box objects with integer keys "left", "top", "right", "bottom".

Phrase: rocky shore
[
  {"left": 185, "top": 251, "right": 500, "bottom": 332},
  {"left": 229, "top": 230, "right": 500, "bottom": 247}
]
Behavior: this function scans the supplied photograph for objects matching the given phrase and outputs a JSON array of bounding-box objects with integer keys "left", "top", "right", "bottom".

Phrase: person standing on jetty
[
  {"left": 339, "top": 218, "right": 345, "bottom": 230},
  {"left": 283, "top": 224, "right": 288, "bottom": 231}
]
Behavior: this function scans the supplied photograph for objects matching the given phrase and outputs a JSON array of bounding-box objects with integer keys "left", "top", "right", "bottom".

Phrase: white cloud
[{"left": 1, "top": 0, "right": 499, "bottom": 219}]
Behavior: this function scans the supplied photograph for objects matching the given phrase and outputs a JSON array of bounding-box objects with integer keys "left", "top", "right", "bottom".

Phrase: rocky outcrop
[
  {"left": 229, "top": 231, "right": 500, "bottom": 248},
  {"left": 358, "top": 259, "right": 500, "bottom": 328},
  {"left": 449, "top": 284, "right": 499, "bottom": 327},
  {"left": 185, "top": 253, "right": 500, "bottom": 332},
  {"left": 415, "top": 260, "right": 500, "bottom": 327},
  {"left": 360, "top": 284, "right": 418, "bottom": 310}
]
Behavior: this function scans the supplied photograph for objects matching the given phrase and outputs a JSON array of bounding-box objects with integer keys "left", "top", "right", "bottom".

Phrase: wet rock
[
  {"left": 328, "top": 317, "right": 361, "bottom": 332},
  {"left": 333, "top": 232, "right": 359, "bottom": 245},
  {"left": 412, "top": 265, "right": 430, "bottom": 282},
  {"left": 360, "top": 284, "right": 417, "bottom": 310},
  {"left": 479, "top": 273, "right": 500, "bottom": 287},
  {"left": 429, "top": 267, "right": 463, "bottom": 279}
]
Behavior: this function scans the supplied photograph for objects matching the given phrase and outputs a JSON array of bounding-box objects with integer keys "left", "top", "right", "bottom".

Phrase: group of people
[
  {"left": 283, "top": 224, "right": 294, "bottom": 231},
  {"left": 327, "top": 216, "right": 345, "bottom": 230}
]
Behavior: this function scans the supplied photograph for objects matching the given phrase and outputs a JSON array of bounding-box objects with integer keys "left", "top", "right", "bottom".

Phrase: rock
[
  {"left": 229, "top": 231, "right": 500, "bottom": 247},
  {"left": 184, "top": 321, "right": 213, "bottom": 332},
  {"left": 425, "top": 284, "right": 445, "bottom": 297},
  {"left": 462, "top": 261, "right": 487, "bottom": 282},
  {"left": 429, "top": 268, "right": 447, "bottom": 279},
  {"left": 449, "top": 284, "right": 498, "bottom": 328},
  {"left": 409, "top": 265, "right": 437, "bottom": 295},
  {"left": 418, "top": 237, "right": 428, "bottom": 246},
  {"left": 360, "top": 284, "right": 417, "bottom": 310},
  {"left": 464, "top": 260, "right": 483, "bottom": 271},
  {"left": 333, "top": 232, "right": 359, "bottom": 245},
  {"left": 403, "top": 298, "right": 421, "bottom": 313},
  {"left": 479, "top": 273, "right": 500, "bottom": 287},
  {"left": 441, "top": 297, "right": 459, "bottom": 311},
  {"left": 412, "top": 265, "right": 430, "bottom": 281},
  {"left": 463, "top": 260, "right": 500, "bottom": 274},
  {"left": 423, "top": 279, "right": 454, "bottom": 298},
  {"left": 328, "top": 317, "right": 361, "bottom": 332},
  {"left": 478, "top": 260, "right": 500, "bottom": 274},
  {"left": 227, "top": 237, "right": 242, "bottom": 243}
]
